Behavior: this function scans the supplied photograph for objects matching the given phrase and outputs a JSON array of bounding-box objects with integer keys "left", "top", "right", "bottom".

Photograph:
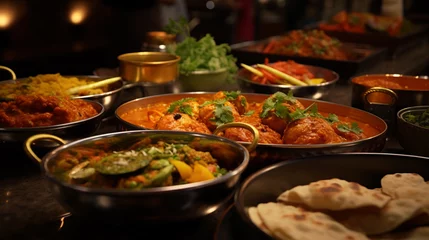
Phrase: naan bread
[
  {"left": 381, "top": 173, "right": 429, "bottom": 224},
  {"left": 333, "top": 199, "right": 425, "bottom": 235},
  {"left": 381, "top": 173, "right": 426, "bottom": 198},
  {"left": 277, "top": 178, "right": 390, "bottom": 210},
  {"left": 248, "top": 207, "right": 272, "bottom": 236},
  {"left": 370, "top": 226, "right": 429, "bottom": 240},
  {"left": 256, "top": 202, "right": 369, "bottom": 240}
]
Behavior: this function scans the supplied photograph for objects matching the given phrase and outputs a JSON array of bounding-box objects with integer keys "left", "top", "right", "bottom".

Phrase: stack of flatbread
[{"left": 248, "top": 173, "right": 429, "bottom": 240}]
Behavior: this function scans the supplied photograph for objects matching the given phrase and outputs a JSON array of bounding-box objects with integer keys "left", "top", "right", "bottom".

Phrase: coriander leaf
[
  {"left": 289, "top": 108, "right": 306, "bottom": 121},
  {"left": 260, "top": 98, "right": 275, "bottom": 118},
  {"left": 240, "top": 97, "right": 247, "bottom": 107},
  {"left": 167, "top": 98, "right": 195, "bottom": 115},
  {"left": 336, "top": 122, "right": 363, "bottom": 134},
  {"left": 163, "top": 17, "right": 189, "bottom": 36},
  {"left": 325, "top": 113, "right": 339, "bottom": 123},
  {"left": 211, "top": 105, "right": 234, "bottom": 126},
  {"left": 274, "top": 104, "right": 289, "bottom": 119},
  {"left": 244, "top": 110, "right": 255, "bottom": 116},
  {"left": 224, "top": 91, "right": 240, "bottom": 100}
]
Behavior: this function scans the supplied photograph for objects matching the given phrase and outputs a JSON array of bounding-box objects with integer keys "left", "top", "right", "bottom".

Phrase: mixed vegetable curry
[
  {"left": 51, "top": 138, "right": 228, "bottom": 189},
  {"left": 120, "top": 91, "right": 380, "bottom": 145}
]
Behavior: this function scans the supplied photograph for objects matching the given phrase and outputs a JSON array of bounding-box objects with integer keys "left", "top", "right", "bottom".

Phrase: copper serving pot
[
  {"left": 118, "top": 52, "right": 180, "bottom": 84},
  {"left": 115, "top": 92, "right": 388, "bottom": 172},
  {"left": 351, "top": 74, "right": 429, "bottom": 135}
]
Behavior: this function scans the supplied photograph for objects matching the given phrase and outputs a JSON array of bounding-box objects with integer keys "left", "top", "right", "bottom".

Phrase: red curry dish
[
  {"left": 119, "top": 91, "right": 380, "bottom": 145},
  {"left": 0, "top": 95, "right": 98, "bottom": 128}
]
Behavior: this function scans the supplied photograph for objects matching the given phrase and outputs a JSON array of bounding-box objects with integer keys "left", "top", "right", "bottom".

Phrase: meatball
[
  {"left": 260, "top": 94, "right": 305, "bottom": 134},
  {"left": 213, "top": 91, "right": 249, "bottom": 115},
  {"left": 199, "top": 100, "right": 239, "bottom": 132},
  {"left": 155, "top": 113, "right": 211, "bottom": 134},
  {"left": 331, "top": 121, "right": 364, "bottom": 142},
  {"left": 282, "top": 117, "right": 342, "bottom": 144},
  {"left": 167, "top": 99, "right": 200, "bottom": 120},
  {"left": 223, "top": 116, "right": 282, "bottom": 144}
]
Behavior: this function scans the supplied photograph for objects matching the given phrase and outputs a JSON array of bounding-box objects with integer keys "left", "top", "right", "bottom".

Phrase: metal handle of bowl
[
  {"left": 24, "top": 134, "right": 67, "bottom": 164},
  {"left": 213, "top": 122, "right": 260, "bottom": 152},
  {"left": 362, "top": 87, "right": 398, "bottom": 106},
  {"left": 0, "top": 66, "right": 17, "bottom": 80}
]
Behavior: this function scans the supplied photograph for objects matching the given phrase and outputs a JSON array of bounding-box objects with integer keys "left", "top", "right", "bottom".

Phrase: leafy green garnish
[
  {"left": 336, "top": 122, "right": 363, "bottom": 135},
  {"left": 167, "top": 98, "right": 196, "bottom": 116},
  {"left": 224, "top": 91, "right": 240, "bottom": 100},
  {"left": 201, "top": 99, "right": 235, "bottom": 126},
  {"left": 260, "top": 92, "right": 296, "bottom": 119},
  {"left": 404, "top": 108, "right": 429, "bottom": 128},
  {"left": 244, "top": 110, "right": 255, "bottom": 116},
  {"left": 164, "top": 18, "right": 237, "bottom": 79},
  {"left": 325, "top": 113, "right": 339, "bottom": 123}
]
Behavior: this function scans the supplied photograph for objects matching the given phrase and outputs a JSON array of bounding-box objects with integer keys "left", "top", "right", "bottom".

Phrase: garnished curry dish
[
  {"left": 120, "top": 91, "right": 379, "bottom": 144},
  {"left": 0, "top": 95, "right": 98, "bottom": 128},
  {"left": 51, "top": 139, "right": 228, "bottom": 189},
  {"left": 0, "top": 73, "right": 109, "bottom": 100},
  {"left": 249, "top": 173, "right": 429, "bottom": 240},
  {"left": 260, "top": 30, "right": 351, "bottom": 60}
]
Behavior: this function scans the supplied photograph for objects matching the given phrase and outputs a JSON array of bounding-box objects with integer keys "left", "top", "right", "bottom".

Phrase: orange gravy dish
[
  {"left": 119, "top": 91, "right": 382, "bottom": 145},
  {"left": 352, "top": 75, "right": 429, "bottom": 91}
]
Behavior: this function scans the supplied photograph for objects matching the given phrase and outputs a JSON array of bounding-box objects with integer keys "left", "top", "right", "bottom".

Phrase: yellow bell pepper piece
[
  {"left": 308, "top": 78, "right": 325, "bottom": 85},
  {"left": 170, "top": 160, "right": 193, "bottom": 179},
  {"left": 186, "top": 163, "right": 215, "bottom": 183}
]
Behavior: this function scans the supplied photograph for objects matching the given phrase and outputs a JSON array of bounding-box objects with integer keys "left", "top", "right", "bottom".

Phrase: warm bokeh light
[
  {"left": 69, "top": 4, "right": 88, "bottom": 25},
  {"left": 0, "top": 10, "right": 13, "bottom": 29}
]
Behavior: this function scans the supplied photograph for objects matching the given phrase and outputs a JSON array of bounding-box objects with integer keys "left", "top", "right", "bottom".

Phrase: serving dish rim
[
  {"left": 350, "top": 74, "right": 429, "bottom": 92},
  {"left": 114, "top": 92, "right": 388, "bottom": 149},
  {"left": 117, "top": 51, "right": 180, "bottom": 66},
  {"left": 236, "top": 63, "right": 340, "bottom": 89},
  {"left": 234, "top": 152, "right": 429, "bottom": 237},
  {"left": 0, "top": 99, "right": 105, "bottom": 131},
  {"left": 40, "top": 129, "right": 250, "bottom": 195}
]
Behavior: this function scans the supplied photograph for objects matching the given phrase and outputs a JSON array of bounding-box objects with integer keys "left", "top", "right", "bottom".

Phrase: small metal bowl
[
  {"left": 234, "top": 153, "right": 429, "bottom": 240},
  {"left": 118, "top": 52, "right": 180, "bottom": 84},
  {"left": 23, "top": 124, "right": 258, "bottom": 221},
  {"left": 236, "top": 64, "right": 339, "bottom": 99},
  {"left": 0, "top": 100, "right": 104, "bottom": 144},
  {"left": 179, "top": 68, "right": 229, "bottom": 92},
  {"left": 397, "top": 105, "right": 429, "bottom": 157}
]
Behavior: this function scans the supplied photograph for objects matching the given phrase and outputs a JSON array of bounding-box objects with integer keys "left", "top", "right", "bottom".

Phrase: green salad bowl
[{"left": 178, "top": 68, "right": 229, "bottom": 92}]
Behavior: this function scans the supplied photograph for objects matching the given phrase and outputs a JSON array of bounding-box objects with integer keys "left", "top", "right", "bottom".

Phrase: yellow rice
[{"left": 0, "top": 73, "right": 108, "bottom": 99}]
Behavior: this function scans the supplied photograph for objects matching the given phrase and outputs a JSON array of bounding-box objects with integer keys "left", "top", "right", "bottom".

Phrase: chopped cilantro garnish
[
  {"left": 325, "top": 113, "right": 339, "bottom": 123},
  {"left": 260, "top": 91, "right": 296, "bottom": 119},
  {"left": 167, "top": 98, "right": 196, "bottom": 116},
  {"left": 244, "top": 110, "right": 255, "bottom": 116},
  {"left": 224, "top": 91, "right": 240, "bottom": 100},
  {"left": 202, "top": 98, "right": 235, "bottom": 126},
  {"left": 336, "top": 122, "right": 363, "bottom": 134}
]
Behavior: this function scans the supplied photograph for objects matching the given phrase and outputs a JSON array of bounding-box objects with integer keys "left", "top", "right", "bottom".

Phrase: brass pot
[{"left": 118, "top": 52, "right": 180, "bottom": 84}]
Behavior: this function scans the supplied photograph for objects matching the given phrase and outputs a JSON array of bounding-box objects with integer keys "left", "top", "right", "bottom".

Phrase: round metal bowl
[
  {"left": 179, "top": 68, "right": 229, "bottom": 92},
  {"left": 23, "top": 127, "right": 258, "bottom": 221},
  {"left": 0, "top": 100, "right": 104, "bottom": 144},
  {"left": 234, "top": 153, "right": 429, "bottom": 240},
  {"left": 0, "top": 75, "right": 124, "bottom": 114},
  {"left": 115, "top": 92, "right": 388, "bottom": 172},
  {"left": 236, "top": 64, "right": 339, "bottom": 99},
  {"left": 118, "top": 52, "right": 180, "bottom": 84},
  {"left": 351, "top": 74, "right": 429, "bottom": 135},
  {"left": 397, "top": 105, "right": 429, "bottom": 157}
]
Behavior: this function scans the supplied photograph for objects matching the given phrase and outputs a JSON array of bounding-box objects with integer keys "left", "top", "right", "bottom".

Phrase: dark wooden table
[{"left": 0, "top": 42, "right": 428, "bottom": 240}]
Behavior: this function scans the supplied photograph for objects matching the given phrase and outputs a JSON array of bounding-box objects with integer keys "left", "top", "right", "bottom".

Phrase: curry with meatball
[
  {"left": 120, "top": 91, "right": 380, "bottom": 145},
  {"left": 51, "top": 139, "right": 228, "bottom": 189}
]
